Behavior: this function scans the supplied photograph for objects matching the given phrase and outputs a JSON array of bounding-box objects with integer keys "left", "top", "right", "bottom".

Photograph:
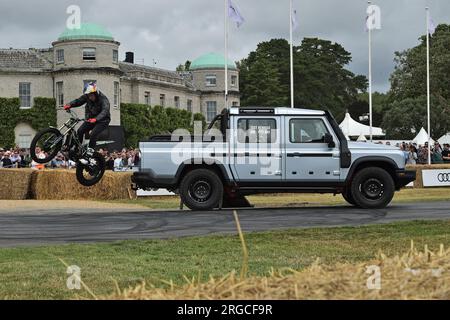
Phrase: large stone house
[{"left": 0, "top": 23, "right": 240, "bottom": 149}]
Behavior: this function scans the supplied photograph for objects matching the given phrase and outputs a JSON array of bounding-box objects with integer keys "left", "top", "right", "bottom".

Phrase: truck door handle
[{"left": 287, "top": 153, "right": 301, "bottom": 158}]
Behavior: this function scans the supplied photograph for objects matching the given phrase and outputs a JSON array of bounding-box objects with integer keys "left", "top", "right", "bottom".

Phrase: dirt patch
[{"left": 0, "top": 200, "right": 147, "bottom": 213}]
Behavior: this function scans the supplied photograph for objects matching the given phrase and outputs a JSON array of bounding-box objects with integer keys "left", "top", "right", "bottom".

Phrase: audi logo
[{"left": 437, "top": 173, "right": 450, "bottom": 183}]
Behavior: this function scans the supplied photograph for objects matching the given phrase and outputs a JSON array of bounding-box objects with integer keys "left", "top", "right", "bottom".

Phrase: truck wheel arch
[
  {"left": 346, "top": 157, "right": 399, "bottom": 184},
  {"left": 175, "top": 159, "right": 232, "bottom": 188}
]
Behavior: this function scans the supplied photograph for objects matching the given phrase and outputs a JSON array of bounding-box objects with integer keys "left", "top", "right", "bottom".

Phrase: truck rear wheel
[
  {"left": 350, "top": 167, "right": 395, "bottom": 209},
  {"left": 179, "top": 169, "right": 223, "bottom": 211}
]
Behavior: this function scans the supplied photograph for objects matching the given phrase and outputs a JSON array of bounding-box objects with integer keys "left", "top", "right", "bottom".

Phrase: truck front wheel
[
  {"left": 350, "top": 167, "right": 395, "bottom": 209},
  {"left": 179, "top": 169, "right": 224, "bottom": 211}
]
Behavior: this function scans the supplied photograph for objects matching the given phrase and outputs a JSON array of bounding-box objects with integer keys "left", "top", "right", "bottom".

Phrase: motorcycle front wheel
[{"left": 30, "top": 128, "right": 63, "bottom": 164}]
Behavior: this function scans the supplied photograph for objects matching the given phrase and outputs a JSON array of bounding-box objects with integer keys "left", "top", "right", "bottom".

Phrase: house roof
[
  {"left": 57, "top": 23, "right": 114, "bottom": 42},
  {"left": 190, "top": 53, "right": 237, "bottom": 70},
  {"left": 0, "top": 49, "right": 53, "bottom": 72}
]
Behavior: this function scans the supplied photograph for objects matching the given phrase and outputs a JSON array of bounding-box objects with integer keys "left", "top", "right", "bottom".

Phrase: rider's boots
[{"left": 79, "top": 148, "right": 95, "bottom": 165}]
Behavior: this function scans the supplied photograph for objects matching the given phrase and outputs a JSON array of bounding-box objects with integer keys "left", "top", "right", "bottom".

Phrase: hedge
[
  {"left": 0, "top": 97, "right": 57, "bottom": 148},
  {"left": 121, "top": 103, "right": 206, "bottom": 148}
]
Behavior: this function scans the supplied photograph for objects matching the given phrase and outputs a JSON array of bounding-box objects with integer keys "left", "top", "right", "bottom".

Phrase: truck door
[
  {"left": 284, "top": 117, "right": 341, "bottom": 181},
  {"left": 231, "top": 116, "right": 283, "bottom": 181}
]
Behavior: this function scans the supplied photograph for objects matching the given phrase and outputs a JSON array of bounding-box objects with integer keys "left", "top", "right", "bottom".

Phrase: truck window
[
  {"left": 237, "top": 118, "right": 277, "bottom": 144},
  {"left": 289, "top": 118, "right": 329, "bottom": 143}
]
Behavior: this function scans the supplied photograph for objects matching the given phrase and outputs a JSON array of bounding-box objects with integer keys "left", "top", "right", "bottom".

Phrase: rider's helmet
[{"left": 83, "top": 82, "right": 98, "bottom": 95}]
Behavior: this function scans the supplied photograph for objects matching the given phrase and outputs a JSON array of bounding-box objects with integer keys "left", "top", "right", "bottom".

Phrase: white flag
[
  {"left": 228, "top": 0, "right": 245, "bottom": 28},
  {"left": 428, "top": 15, "right": 436, "bottom": 35},
  {"left": 292, "top": 8, "right": 299, "bottom": 31}
]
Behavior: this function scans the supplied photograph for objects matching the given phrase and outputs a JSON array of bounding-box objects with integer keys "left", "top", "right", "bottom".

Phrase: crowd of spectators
[
  {"left": 375, "top": 141, "right": 450, "bottom": 165},
  {"left": 1, "top": 141, "right": 449, "bottom": 170},
  {"left": 0, "top": 146, "right": 141, "bottom": 171}
]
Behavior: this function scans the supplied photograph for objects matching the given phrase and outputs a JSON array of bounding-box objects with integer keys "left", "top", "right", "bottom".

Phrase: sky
[{"left": 0, "top": 0, "right": 448, "bottom": 92}]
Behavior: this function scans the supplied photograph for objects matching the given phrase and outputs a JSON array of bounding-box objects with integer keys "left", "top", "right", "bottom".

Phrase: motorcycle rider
[{"left": 63, "top": 82, "right": 110, "bottom": 160}]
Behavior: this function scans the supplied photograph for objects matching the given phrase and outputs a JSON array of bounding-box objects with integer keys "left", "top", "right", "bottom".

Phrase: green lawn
[
  {"left": 0, "top": 220, "right": 449, "bottom": 299},
  {"left": 114, "top": 188, "right": 450, "bottom": 210}
]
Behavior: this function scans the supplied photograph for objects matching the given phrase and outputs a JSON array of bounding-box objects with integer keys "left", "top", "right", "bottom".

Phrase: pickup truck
[{"left": 131, "top": 107, "right": 416, "bottom": 210}]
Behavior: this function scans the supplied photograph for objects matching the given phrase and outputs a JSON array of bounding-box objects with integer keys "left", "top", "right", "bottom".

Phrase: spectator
[
  {"left": 442, "top": 144, "right": 450, "bottom": 163},
  {"left": 407, "top": 145, "right": 418, "bottom": 165},
  {"left": 31, "top": 147, "right": 46, "bottom": 170},
  {"left": 113, "top": 153, "right": 124, "bottom": 171},
  {"left": 10, "top": 150, "right": 21, "bottom": 167},
  {"left": 1, "top": 151, "right": 13, "bottom": 168}
]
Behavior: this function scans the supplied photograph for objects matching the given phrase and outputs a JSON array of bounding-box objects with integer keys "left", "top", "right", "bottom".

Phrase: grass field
[
  {"left": 0, "top": 219, "right": 449, "bottom": 299},
  {"left": 113, "top": 188, "right": 450, "bottom": 210}
]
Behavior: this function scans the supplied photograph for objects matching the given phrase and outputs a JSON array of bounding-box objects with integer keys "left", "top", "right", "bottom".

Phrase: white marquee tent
[
  {"left": 357, "top": 134, "right": 367, "bottom": 142},
  {"left": 438, "top": 133, "right": 450, "bottom": 145},
  {"left": 412, "top": 127, "right": 435, "bottom": 145},
  {"left": 339, "top": 112, "right": 385, "bottom": 138}
]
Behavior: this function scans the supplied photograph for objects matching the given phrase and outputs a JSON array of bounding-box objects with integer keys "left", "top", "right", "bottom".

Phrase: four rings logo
[{"left": 437, "top": 173, "right": 450, "bottom": 183}]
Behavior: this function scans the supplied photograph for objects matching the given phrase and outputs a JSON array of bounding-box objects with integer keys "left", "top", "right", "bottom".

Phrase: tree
[
  {"left": 390, "top": 24, "right": 450, "bottom": 102},
  {"left": 381, "top": 95, "right": 450, "bottom": 140},
  {"left": 176, "top": 60, "right": 192, "bottom": 72},
  {"left": 238, "top": 38, "right": 367, "bottom": 120},
  {"left": 383, "top": 24, "right": 450, "bottom": 139}
]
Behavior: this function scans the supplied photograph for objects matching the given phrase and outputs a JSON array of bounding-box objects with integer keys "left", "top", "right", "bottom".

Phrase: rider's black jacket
[{"left": 68, "top": 91, "right": 111, "bottom": 124}]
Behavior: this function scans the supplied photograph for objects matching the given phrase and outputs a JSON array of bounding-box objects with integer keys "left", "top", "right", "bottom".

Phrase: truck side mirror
[{"left": 324, "top": 133, "right": 335, "bottom": 148}]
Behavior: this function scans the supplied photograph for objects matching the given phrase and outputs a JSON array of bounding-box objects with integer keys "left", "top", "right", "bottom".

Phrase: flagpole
[
  {"left": 426, "top": 7, "right": 431, "bottom": 165},
  {"left": 368, "top": 1, "right": 373, "bottom": 142},
  {"left": 224, "top": 0, "right": 229, "bottom": 110},
  {"left": 289, "top": 0, "right": 294, "bottom": 109}
]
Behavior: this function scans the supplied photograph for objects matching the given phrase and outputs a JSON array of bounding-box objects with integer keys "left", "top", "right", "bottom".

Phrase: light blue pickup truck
[{"left": 132, "top": 107, "right": 416, "bottom": 210}]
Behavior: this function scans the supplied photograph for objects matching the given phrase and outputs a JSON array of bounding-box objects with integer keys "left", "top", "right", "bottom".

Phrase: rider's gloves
[
  {"left": 87, "top": 118, "right": 97, "bottom": 124},
  {"left": 63, "top": 104, "right": 71, "bottom": 110}
]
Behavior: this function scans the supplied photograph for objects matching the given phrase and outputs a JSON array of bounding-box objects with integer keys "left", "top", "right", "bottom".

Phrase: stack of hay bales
[
  {"left": 0, "top": 169, "right": 135, "bottom": 200},
  {"left": 0, "top": 169, "right": 34, "bottom": 200},
  {"left": 30, "top": 170, "right": 136, "bottom": 200}
]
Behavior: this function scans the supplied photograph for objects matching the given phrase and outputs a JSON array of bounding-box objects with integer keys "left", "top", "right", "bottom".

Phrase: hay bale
[
  {"left": 104, "top": 244, "right": 450, "bottom": 300},
  {"left": 31, "top": 169, "right": 136, "bottom": 200},
  {"left": 0, "top": 169, "right": 34, "bottom": 200}
]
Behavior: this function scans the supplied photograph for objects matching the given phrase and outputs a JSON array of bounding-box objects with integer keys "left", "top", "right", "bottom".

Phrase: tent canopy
[
  {"left": 357, "top": 134, "right": 367, "bottom": 142},
  {"left": 438, "top": 133, "right": 450, "bottom": 145},
  {"left": 412, "top": 127, "right": 435, "bottom": 145},
  {"left": 339, "top": 113, "right": 385, "bottom": 137}
]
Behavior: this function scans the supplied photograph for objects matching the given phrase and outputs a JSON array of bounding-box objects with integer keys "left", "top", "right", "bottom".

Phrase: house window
[
  {"left": 174, "top": 96, "right": 180, "bottom": 108},
  {"left": 206, "top": 101, "right": 217, "bottom": 122},
  {"left": 231, "top": 75, "right": 237, "bottom": 87},
  {"left": 83, "top": 48, "right": 96, "bottom": 61},
  {"left": 205, "top": 75, "right": 217, "bottom": 87},
  {"left": 19, "top": 82, "right": 31, "bottom": 109},
  {"left": 114, "top": 82, "right": 120, "bottom": 108},
  {"left": 144, "top": 92, "right": 151, "bottom": 105},
  {"left": 56, "top": 49, "right": 64, "bottom": 63},
  {"left": 187, "top": 99, "right": 193, "bottom": 113},
  {"left": 18, "top": 134, "right": 32, "bottom": 149},
  {"left": 160, "top": 94, "right": 165, "bottom": 107},
  {"left": 113, "top": 50, "right": 119, "bottom": 63},
  {"left": 56, "top": 82, "right": 64, "bottom": 107},
  {"left": 232, "top": 101, "right": 239, "bottom": 107}
]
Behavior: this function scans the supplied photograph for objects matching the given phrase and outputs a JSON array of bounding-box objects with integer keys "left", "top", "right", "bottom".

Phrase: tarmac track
[{"left": 0, "top": 201, "right": 449, "bottom": 247}]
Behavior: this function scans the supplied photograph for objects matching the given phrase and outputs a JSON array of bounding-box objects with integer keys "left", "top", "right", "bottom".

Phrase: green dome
[
  {"left": 190, "top": 53, "right": 236, "bottom": 70},
  {"left": 57, "top": 23, "right": 114, "bottom": 41}
]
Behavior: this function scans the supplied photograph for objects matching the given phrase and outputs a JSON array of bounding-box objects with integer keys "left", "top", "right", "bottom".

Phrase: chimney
[{"left": 125, "top": 52, "right": 134, "bottom": 64}]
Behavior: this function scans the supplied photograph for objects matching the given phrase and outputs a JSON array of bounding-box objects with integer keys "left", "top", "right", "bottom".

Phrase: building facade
[{"left": 0, "top": 23, "right": 240, "bottom": 148}]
